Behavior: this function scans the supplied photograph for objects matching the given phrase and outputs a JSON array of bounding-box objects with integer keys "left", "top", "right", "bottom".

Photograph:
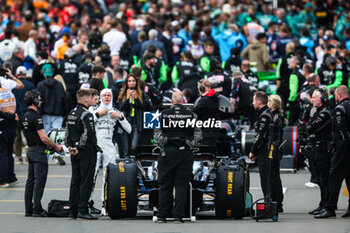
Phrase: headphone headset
[
  {"left": 317, "top": 88, "right": 328, "bottom": 104},
  {"left": 199, "top": 79, "right": 205, "bottom": 93},
  {"left": 32, "top": 90, "right": 40, "bottom": 106}
]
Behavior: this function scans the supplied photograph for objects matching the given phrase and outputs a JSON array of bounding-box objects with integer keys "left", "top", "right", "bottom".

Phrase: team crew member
[
  {"left": 267, "top": 95, "right": 285, "bottom": 212},
  {"left": 154, "top": 91, "right": 202, "bottom": 223},
  {"left": 230, "top": 71, "right": 257, "bottom": 125},
  {"left": 193, "top": 79, "right": 219, "bottom": 150},
  {"left": 66, "top": 89, "right": 98, "bottom": 220},
  {"left": 307, "top": 88, "right": 333, "bottom": 216},
  {"left": 315, "top": 85, "right": 350, "bottom": 218},
  {"left": 23, "top": 91, "right": 62, "bottom": 217},
  {"left": 288, "top": 56, "right": 306, "bottom": 126},
  {"left": 89, "top": 88, "right": 131, "bottom": 210},
  {"left": 249, "top": 91, "right": 273, "bottom": 199}
]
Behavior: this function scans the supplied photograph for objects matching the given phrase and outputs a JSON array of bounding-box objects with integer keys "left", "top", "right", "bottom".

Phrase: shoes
[
  {"left": 174, "top": 217, "right": 184, "bottom": 224},
  {"left": 8, "top": 180, "right": 19, "bottom": 186},
  {"left": 77, "top": 212, "right": 98, "bottom": 220},
  {"left": 101, "top": 207, "right": 107, "bottom": 216},
  {"left": 88, "top": 200, "right": 101, "bottom": 215},
  {"left": 0, "top": 183, "right": 9, "bottom": 188},
  {"left": 32, "top": 210, "right": 49, "bottom": 217},
  {"left": 157, "top": 217, "right": 167, "bottom": 223},
  {"left": 68, "top": 214, "right": 77, "bottom": 220},
  {"left": 305, "top": 182, "right": 319, "bottom": 188},
  {"left": 308, "top": 206, "right": 324, "bottom": 215},
  {"left": 25, "top": 213, "right": 32, "bottom": 217},
  {"left": 314, "top": 209, "right": 336, "bottom": 218},
  {"left": 341, "top": 210, "right": 350, "bottom": 218},
  {"left": 278, "top": 207, "right": 284, "bottom": 213}
]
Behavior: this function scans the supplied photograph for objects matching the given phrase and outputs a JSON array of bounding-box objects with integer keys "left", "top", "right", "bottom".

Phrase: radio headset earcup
[
  {"left": 200, "top": 85, "right": 205, "bottom": 93},
  {"left": 318, "top": 88, "right": 328, "bottom": 104},
  {"left": 32, "top": 90, "right": 40, "bottom": 106}
]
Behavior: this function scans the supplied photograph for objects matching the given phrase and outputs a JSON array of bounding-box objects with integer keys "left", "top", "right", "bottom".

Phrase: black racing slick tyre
[
  {"left": 215, "top": 162, "right": 245, "bottom": 219},
  {"left": 104, "top": 160, "right": 138, "bottom": 219}
]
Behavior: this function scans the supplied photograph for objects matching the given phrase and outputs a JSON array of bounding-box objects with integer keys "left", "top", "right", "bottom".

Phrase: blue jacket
[
  {"left": 140, "top": 40, "right": 168, "bottom": 64},
  {"left": 346, "top": 40, "right": 350, "bottom": 51},
  {"left": 177, "top": 29, "right": 190, "bottom": 52},
  {"left": 12, "top": 78, "right": 35, "bottom": 119},
  {"left": 299, "top": 37, "right": 315, "bottom": 58},
  {"left": 212, "top": 28, "right": 247, "bottom": 62}
]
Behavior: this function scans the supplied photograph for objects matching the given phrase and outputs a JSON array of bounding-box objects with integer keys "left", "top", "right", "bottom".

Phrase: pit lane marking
[
  {"left": 250, "top": 187, "right": 288, "bottom": 194},
  {"left": 0, "top": 212, "right": 24, "bottom": 215},
  {"left": 16, "top": 175, "right": 72, "bottom": 178},
  {"left": 0, "top": 200, "right": 24, "bottom": 202}
]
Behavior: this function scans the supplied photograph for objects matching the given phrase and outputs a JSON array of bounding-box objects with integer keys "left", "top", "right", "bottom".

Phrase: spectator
[
  {"left": 9, "top": 47, "right": 25, "bottom": 73},
  {"left": 89, "top": 65, "right": 106, "bottom": 93},
  {"left": 117, "top": 74, "right": 153, "bottom": 156},
  {"left": 32, "top": 51, "right": 58, "bottom": 87},
  {"left": 16, "top": 12, "right": 34, "bottom": 42},
  {"left": 0, "top": 29, "right": 16, "bottom": 63},
  {"left": 12, "top": 66, "right": 35, "bottom": 163},
  {"left": 140, "top": 29, "right": 168, "bottom": 64},
  {"left": 241, "top": 33, "right": 270, "bottom": 72},
  {"left": 59, "top": 48, "right": 79, "bottom": 104},
  {"left": 23, "top": 30, "right": 39, "bottom": 72},
  {"left": 36, "top": 64, "right": 67, "bottom": 133},
  {"left": 0, "top": 68, "right": 24, "bottom": 90},
  {"left": 103, "top": 19, "right": 127, "bottom": 56},
  {"left": 275, "top": 25, "right": 294, "bottom": 57}
]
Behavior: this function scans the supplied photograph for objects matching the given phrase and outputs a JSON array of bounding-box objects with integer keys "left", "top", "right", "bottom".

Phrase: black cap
[{"left": 38, "top": 50, "right": 48, "bottom": 59}]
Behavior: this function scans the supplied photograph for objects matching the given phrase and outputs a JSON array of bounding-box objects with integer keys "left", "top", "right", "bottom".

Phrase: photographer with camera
[
  {"left": 0, "top": 67, "right": 24, "bottom": 90},
  {"left": 154, "top": 91, "right": 202, "bottom": 223},
  {"left": 306, "top": 88, "right": 333, "bottom": 216}
]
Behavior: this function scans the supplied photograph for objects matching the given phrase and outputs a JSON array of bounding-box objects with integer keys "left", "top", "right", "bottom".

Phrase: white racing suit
[{"left": 89, "top": 105, "right": 132, "bottom": 201}]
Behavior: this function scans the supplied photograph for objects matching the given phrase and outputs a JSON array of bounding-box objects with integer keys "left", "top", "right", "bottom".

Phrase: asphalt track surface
[{"left": 1, "top": 157, "right": 350, "bottom": 233}]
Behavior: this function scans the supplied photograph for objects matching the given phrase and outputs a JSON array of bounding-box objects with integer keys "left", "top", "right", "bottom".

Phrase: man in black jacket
[
  {"left": 306, "top": 88, "right": 332, "bottom": 216},
  {"left": 37, "top": 64, "right": 67, "bottom": 134},
  {"left": 206, "top": 57, "right": 232, "bottom": 98},
  {"left": 65, "top": 89, "right": 98, "bottom": 220},
  {"left": 230, "top": 71, "right": 257, "bottom": 125},
  {"left": 154, "top": 91, "right": 201, "bottom": 223},
  {"left": 193, "top": 79, "right": 220, "bottom": 150},
  {"left": 249, "top": 91, "right": 273, "bottom": 199},
  {"left": 23, "top": 91, "right": 62, "bottom": 217},
  {"left": 59, "top": 48, "right": 79, "bottom": 105},
  {"left": 315, "top": 85, "right": 350, "bottom": 218}
]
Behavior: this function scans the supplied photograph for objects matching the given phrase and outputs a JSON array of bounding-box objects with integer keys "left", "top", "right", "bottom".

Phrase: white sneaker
[
  {"left": 101, "top": 207, "right": 107, "bottom": 216},
  {"left": 0, "top": 183, "right": 9, "bottom": 188},
  {"left": 305, "top": 182, "right": 319, "bottom": 188}
]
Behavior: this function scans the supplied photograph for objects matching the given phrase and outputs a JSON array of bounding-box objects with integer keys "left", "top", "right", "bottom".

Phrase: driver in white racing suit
[{"left": 89, "top": 88, "right": 131, "bottom": 213}]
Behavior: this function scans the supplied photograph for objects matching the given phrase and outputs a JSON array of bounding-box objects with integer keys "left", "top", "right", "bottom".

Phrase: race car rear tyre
[
  {"left": 104, "top": 160, "right": 138, "bottom": 219},
  {"left": 215, "top": 163, "right": 245, "bottom": 219}
]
